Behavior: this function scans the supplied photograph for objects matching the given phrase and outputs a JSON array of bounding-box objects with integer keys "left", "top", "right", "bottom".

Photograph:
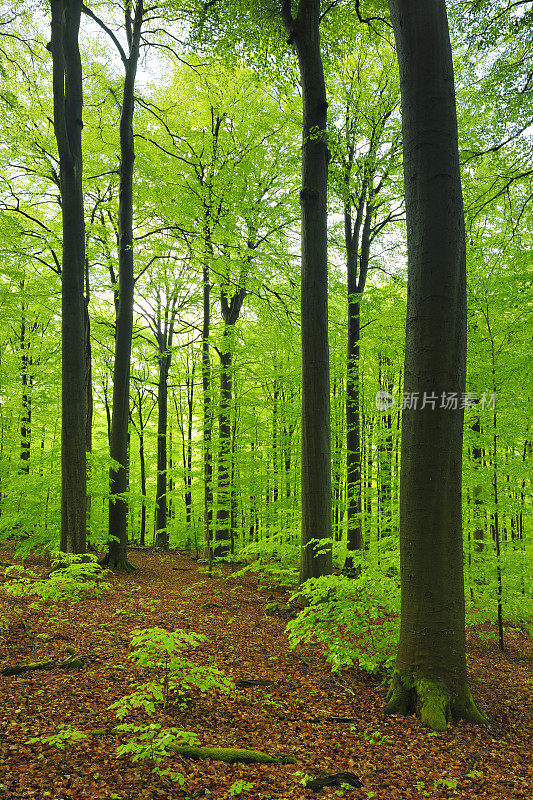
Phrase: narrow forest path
[{"left": 0, "top": 549, "right": 531, "bottom": 799}]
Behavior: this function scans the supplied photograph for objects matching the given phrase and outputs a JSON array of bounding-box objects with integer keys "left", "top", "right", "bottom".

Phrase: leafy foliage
[
  {"left": 108, "top": 626, "right": 233, "bottom": 783},
  {"left": 110, "top": 626, "right": 233, "bottom": 719},
  {"left": 1, "top": 554, "right": 111, "bottom": 603},
  {"left": 27, "top": 724, "right": 88, "bottom": 750},
  {"left": 287, "top": 566, "right": 400, "bottom": 677}
]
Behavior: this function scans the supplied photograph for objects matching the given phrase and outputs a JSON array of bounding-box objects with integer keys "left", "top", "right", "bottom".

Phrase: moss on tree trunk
[{"left": 385, "top": 669, "right": 488, "bottom": 731}]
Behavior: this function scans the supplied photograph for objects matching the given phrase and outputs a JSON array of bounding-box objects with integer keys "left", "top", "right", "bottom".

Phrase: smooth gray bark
[
  {"left": 89, "top": 1, "right": 144, "bottom": 570},
  {"left": 385, "top": 0, "right": 486, "bottom": 729},
  {"left": 50, "top": 0, "right": 87, "bottom": 554},
  {"left": 214, "top": 287, "right": 245, "bottom": 557},
  {"left": 281, "top": 0, "right": 332, "bottom": 582}
]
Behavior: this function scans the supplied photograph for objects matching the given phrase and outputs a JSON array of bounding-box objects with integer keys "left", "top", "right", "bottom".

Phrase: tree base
[
  {"left": 385, "top": 669, "right": 488, "bottom": 731},
  {"left": 99, "top": 552, "right": 136, "bottom": 572},
  {"left": 154, "top": 533, "right": 169, "bottom": 550}
]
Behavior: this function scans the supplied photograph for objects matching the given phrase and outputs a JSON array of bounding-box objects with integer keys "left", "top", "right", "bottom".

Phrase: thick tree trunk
[
  {"left": 281, "top": 0, "right": 332, "bottom": 582},
  {"left": 50, "top": 0, "right": 87, "bottom": 555},
  {"left": 385, "top": 0, "right": 486, "bottom": 729},
  {"left": 104, "top": 4, "right": 143, "bottom": 571}
]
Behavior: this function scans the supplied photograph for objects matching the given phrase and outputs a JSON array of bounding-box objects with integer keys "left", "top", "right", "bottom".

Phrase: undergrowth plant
[
  {"left": 1, "top": 554, "right": 111, "bottom": 603},
  {"left": 27, "top": 724, "right": 88, "bottom": 749},
  {"left": 286, "top": 564, "right": 400, "bottom": 677},
  {"left": 109, "top": 627, "right": 233, "bottom": 783}
]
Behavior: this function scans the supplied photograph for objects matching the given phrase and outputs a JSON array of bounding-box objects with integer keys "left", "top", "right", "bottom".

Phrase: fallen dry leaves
[{"left": 0, "top": 548, "right": 531, "bottom": 800}]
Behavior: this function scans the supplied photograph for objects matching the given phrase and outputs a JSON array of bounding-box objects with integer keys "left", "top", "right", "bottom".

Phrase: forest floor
[{"left": 0, "top": 548, "right": 531, "bottom": 800}]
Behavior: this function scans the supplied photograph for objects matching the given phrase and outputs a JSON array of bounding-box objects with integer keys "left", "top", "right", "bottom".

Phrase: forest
[{"left": 0, "top": 0, "right": 532, "bottom": 798}]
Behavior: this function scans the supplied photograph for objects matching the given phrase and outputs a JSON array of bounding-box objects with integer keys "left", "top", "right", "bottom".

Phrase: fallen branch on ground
[{"left": 167, "top": 745, "right": 296, "bottom": 764}]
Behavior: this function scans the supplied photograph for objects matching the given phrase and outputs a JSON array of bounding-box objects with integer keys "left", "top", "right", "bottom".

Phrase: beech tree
[
  {"left": 49, "top": 0, "right": 87, "bottom": 554},
  {"left": 328, "top": 37, "right": 402, "bottom": 563},
  {"left": 82, "top": 0, "right": 145, "bottom": 569},
  {"left": 384, "top": 0, "right": 487, "bottom": 729},
  {"left": 280, "top": 0, "right": 333, "bottom": 582}
]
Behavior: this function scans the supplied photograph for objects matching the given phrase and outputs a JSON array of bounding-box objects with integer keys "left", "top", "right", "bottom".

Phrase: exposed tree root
[{"left": 385, "top": 669, "right": 488, "bottom": 731}]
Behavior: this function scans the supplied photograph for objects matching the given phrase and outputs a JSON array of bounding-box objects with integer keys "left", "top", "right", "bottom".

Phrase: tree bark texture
[
  {"left": 385, "top": 0, "right": 486, "bottom": 729},
  {"left": 106, "top": 3, "right": 143, "bottom": 570},
  {"left": 215, "top": 288, "right": 245, "bottom": 556},
  {"left": 155, "top": 354, "right": 170, "bottom": 547},
  {"left": 50, "top": 0, "right": 87, "bottom": 554},
  {"left": 281, "top": 0, "right": 332, "bottom": 583}
]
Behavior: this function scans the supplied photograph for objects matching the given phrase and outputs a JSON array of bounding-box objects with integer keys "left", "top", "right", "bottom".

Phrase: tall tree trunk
[
  {"left": 85, "top": 258, "right": 93, "bottom": 531},
  {"left": 104, "top": 2, "right": 143, "bottom": 570},
  {"left": 202, "top": 249, "right": 213, "bottom": 563},
  {"left": 345, "top": 193, "right": 372, "bottom": 563},
  {"left": 215, "top": 343, "right": 232, "bottom": 556},
  {"left": 155, "top": 354, "right": 171, "bottom": 548},
  {"left": 281, "top": 0, "right": 332, "bottom": 582},
  {"left": 185, "top": 365, "right": 194, "bottom": 535},
  {"left": 471, "top": 416, "right": 484, "bottom": 553},
  {"left": 385, "top": 0, "right": 486, "bottom": 730},
  {"left": 19, "top": 293, "right": 32, "bottom": 474},
  {"left": 139, "top": 422, "right": 146, "bottom": 548},
  {"left": 50, "top": 0, "right": 87, "bottom": 554}
]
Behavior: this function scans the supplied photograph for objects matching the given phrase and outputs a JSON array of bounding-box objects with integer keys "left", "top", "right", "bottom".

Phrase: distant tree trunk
[
  {"left": 139, "top": 421, "right": 146, "bottom": 548},
  {"left": 345, "top": 194, "right": 372, "bottom": 565},
  {"left": 385, "top": 0, "right": 486, "bottom": 729},
  {"left": 215, "top": 287, "right": 245, "bottom": 557},
  {"left": 471, "top": 416, "right": 484, "bottom": 553},
  {"left": 155, "top": 351, "right": 171, "bottom": 548},
  {"left": 102, "top": 2, "right": 143, "bottom": 571},
  {"left": 50, "top": 0, "right": 87, "bottom": 554},
  {"left": 179, "top": 361, "right": 195, "bottom": 543},
  {"left": 84, "top": 258, "right": 93, "bottom": 530},
  {"left": 377, "top": 355, "right": 394, "bottom": 542},
  {"left": 202, "top": 240, "right": 213, "bottom": 564},
  {"left": 19, "top": 292, "right": 32, "bottom": 474},
  {"left": 281, "top": 0, "right": 332, "bottom": 582}
]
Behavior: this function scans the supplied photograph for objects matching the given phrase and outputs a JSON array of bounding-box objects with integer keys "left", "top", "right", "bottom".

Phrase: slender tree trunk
[
  {"left": 50, "top": 0, "right": 87, "bottom": 554},
  {"left": 104, "top": 4, "right": 143, "bottom": 570},
  {"left": 281, "top": 0, "right": 332, "bottom": 582},
  {"left": 215, "top": 344, "right": 232, "bottom": 556},
  {"left": 385, "top": 0, "right": 486, "bottom": 729},
  {"left": 19, "top": 298, "right": 31, "bottom": 474},
  {"left": 84, "top": 259, "right": 93, "bottom": 531},
  {"left": 139, "top": 426, "right": 146, "bottom": 548},
  {"left": 215, "top": 289, "right": 245, "bottom": 557},
  {"left": 202, "top": 249, "right": 213, "bottom": 564},
  {"left": 471, "top": 416, "right": 484, "bottom": 553},
  {"left": 155, "top": 355, "right": 170, "bottom": 548},
  {"left": 345, "top": 197, "right": 372, "bottom": 563}
]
